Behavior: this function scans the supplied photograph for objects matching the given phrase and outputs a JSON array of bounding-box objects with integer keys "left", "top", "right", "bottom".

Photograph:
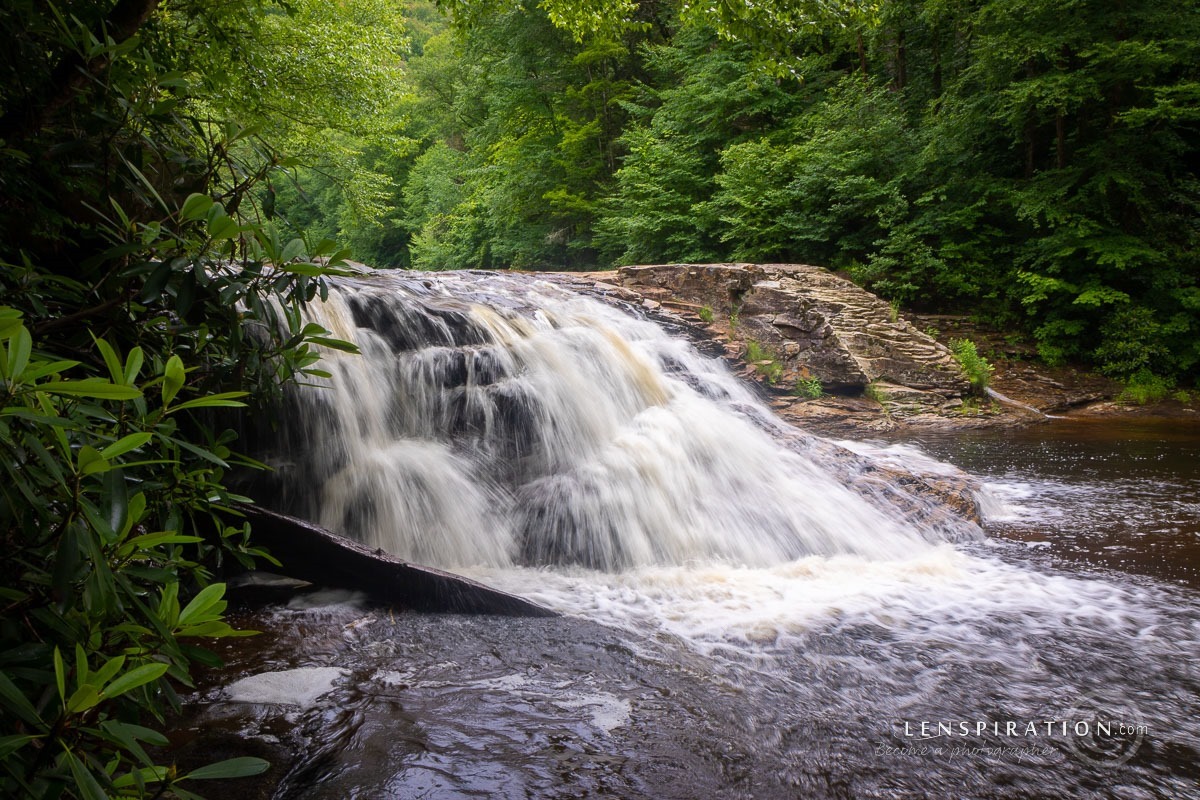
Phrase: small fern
[{"left": 949, "top": 338, "right": 994, "bottom": 393}]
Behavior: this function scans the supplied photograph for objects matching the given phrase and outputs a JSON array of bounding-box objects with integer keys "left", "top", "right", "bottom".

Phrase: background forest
[
  {"left": 281, "top": 0, "right": 1200, "bottom": 386},
  {"left": 0, "top": 0, "right": 1197, "bottom": 796}
]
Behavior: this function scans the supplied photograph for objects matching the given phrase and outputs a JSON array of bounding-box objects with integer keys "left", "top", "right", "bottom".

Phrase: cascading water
[
  {"left": 212, "top": 269, "right": 1200, "bottom": 800},
  {"left": 260, "top": 270, "right": 979, "bottom": 573}
]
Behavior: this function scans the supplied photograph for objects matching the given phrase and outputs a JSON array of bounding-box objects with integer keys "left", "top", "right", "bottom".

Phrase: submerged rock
[{"left": 224, "top": 667, "right": 348, "bottom": 708}]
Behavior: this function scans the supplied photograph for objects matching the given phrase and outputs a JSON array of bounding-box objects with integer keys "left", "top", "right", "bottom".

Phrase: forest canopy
[
  {"left": 279, "top": 0, "right": 1200, "bottom": 384},
  {"left": 0, "top": 1, "right": 1197, "bottom": 792}
]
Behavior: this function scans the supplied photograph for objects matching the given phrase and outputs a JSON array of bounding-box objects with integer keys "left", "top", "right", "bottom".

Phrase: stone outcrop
[
  {"left": 615, "top": 263, "right": 972, "bottom": 421},
  {"left": 231, "top": 505, "right": 557, "bottom": 617}
]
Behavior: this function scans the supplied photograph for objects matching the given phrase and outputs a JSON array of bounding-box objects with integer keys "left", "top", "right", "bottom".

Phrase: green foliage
[
  {"left": 792, "top": 376, "right": 824, "bottom": 399},
  {"left": 436, "top": 0, "right": 643, "bottom": 41},
  {"left": 949, "top": 339, "right": 995, "bottom": 393},
  {"left": 438, "top": 0, "right": 881, "bottom": 47},
  {"left": 596, "top": 25, "right": 806, "bottom": 264},
  {"left": 1093, "top": 305, "right": 1195, "bottom": 378},
  {"left": 1117, "top": 369, "right": 1175, "bottom": 405},
  {"left": 0, "top": 0, "right": 363, "bottom": 795},
  {"left": 390, "top": 2, "right": 638, "bottom": 270},
  {"left": 259, "top": 0, "right": 1200, "bottom": 384},
  {"left": 0, "top": 301, "right": 295, "bottom": 796},
  {"left": 744, "top": 340, "right": 783, "bottom": 383},
  {"left": 697, "top": 305, "right": 715, "bottom": 324},
  {"left": 712, "top": 77, "right": 914, "bottom": 270},
  {"left": 0, "top": 320, "right": 272, "bottom": 793},
  {"left": 863, "top": 382, "right": 887, "bottom": 405},
  {"left": 953, "top": 396, "right": 996, "bottom": 416},
  {"left": 403, "top": 142, "right": 487, "bottom": 268},
  {"left": 203, "top": 0, "right": 412, "bottom": 261}
]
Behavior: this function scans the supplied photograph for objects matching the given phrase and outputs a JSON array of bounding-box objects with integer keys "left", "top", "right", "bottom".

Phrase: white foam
[
  {"left": 833, "top": 439, "right": 967, "bottom": 479},
  {"left": 977, "top": 479, "right": 1095, "bottom": 523},
  {"left": 386, "top": 670, "right": 633, "bottom": 735},
  {"left": 468, "top": 548, "right": 1160, "bottom": 660},
  {"left": 551, "top": 693, "right": 632, "bottom": 733},
  {"left": 224, "top": 667, "right": 347, "bottom": 707}
]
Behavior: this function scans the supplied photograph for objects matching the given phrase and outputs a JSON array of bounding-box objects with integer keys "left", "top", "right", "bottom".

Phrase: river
[{"left": 180, "top": 274, "right": 1200, "bottom": 799}]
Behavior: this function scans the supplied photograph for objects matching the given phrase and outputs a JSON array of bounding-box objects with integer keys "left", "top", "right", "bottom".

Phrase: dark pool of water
[
  {"left": 175, "top": 419, "right": 1200, "bottom": 800},
  {"left": 906, "top": 418, "right": 1200, "bottom": 590}
]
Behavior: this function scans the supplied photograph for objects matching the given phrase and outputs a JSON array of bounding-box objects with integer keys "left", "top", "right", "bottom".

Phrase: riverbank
[
  {"left": 913, "top": 312, "right": 1200, "bottom": 423},
  {"left": 546, "top": 264, "right": 1198, "bottom": 436}
]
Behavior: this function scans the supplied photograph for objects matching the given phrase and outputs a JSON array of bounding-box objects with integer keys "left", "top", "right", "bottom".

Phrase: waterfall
[
  {"left": 257, "top": 270, "right": 981, "bottom": 572},
  {"left": 215, "top": 271, "right": 1200, "bottom": 800}
]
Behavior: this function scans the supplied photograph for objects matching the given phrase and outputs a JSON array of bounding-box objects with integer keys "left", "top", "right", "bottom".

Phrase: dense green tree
[
  {"left": 272, "top": 0, "right": 1197, "bottom": 384},
  {"left": 0, "top": 0, "right": 381, "bottom": 795},
  {"left": 595, "top": 24, "right": 817, "bottom": 263},
  {"left": 400, "top": 0, "right": 639, "bottom": 269},
  {"left": 953, "top": 0, "right": 1200, "bottom": 372},
  {"left": 711, "top": 78, "right": 913, "bottom": 267},
  {"left": 597, "top": 0, "right": 1198, "bottom": 380}
]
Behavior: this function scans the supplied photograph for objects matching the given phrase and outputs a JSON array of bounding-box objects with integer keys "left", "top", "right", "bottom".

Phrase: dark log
[{"left": 232, "top": 504, "right": 556, "bottom": 617}]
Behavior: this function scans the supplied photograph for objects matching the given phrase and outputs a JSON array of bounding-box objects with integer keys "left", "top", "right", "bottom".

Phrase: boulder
[{"left": 619, "top": 263, "right": 969, "bottom": 400}]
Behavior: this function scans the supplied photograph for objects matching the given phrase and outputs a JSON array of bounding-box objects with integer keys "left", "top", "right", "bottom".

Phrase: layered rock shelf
[
  {"left": 622, "top": 262, "right": 967, "bottom": 392},
  {"left": 554, "top": 262, "right": 1016, "bottom": 432}
]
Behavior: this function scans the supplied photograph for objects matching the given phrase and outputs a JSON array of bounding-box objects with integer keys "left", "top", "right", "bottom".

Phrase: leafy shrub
[
  {"left": 0, "top": 205, "right": 358, "bottom": 797},
  {"left": 744, "top": 340, "right": 783, "bottom": 383},
  {"left": 949, "top": 338, "right": 994, "bottom": 393},
  {"left": 1094, "top": 305, "right": 1192, "bottom": 378},
  {"left": 1117, "top": 369, "right": 1175, "bottom": 405},
  {"left": 744, "top": 340, "right": 768, "bottom": 362},
  {"left": 0, "top": 311, "right": 266, "bottom": 797},
  {"left": 0, "top": 4, "right": 360, "bottom": 791}
]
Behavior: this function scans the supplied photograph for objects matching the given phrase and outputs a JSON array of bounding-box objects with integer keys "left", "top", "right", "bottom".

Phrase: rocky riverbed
[{"left": 545, "top": 262, "right": 1193, "bottom": 435}]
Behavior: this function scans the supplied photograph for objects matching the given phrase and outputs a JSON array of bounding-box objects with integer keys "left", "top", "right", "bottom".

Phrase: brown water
[
  {"left": 186, "top": 271, "right": 1200, "bottom": 799},
  {"left": 901, "top": 418, "right": 1200, "bottom": 590},
  {"left": 180, "top": 418, "right": 1200, "bottom": 800}
]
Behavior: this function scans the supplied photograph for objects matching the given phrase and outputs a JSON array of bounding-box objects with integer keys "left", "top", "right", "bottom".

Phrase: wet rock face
[
  {"left": 618, "top": 263, "right": 763, "bottom": 316},
  {"left": 619, "top": 263, "right": 970, "bottom": 399}
]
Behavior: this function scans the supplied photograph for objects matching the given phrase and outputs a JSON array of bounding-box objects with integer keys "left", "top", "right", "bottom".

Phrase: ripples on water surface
[
  {"left": 203, "top": 531, "right": 1200, "bottom": 799},
  {"left": 191, "top": 273, "right": 1200, "bottom": 799},
  {"left": 911, "top": 421, "right": 1200, "bottom": 590}
]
